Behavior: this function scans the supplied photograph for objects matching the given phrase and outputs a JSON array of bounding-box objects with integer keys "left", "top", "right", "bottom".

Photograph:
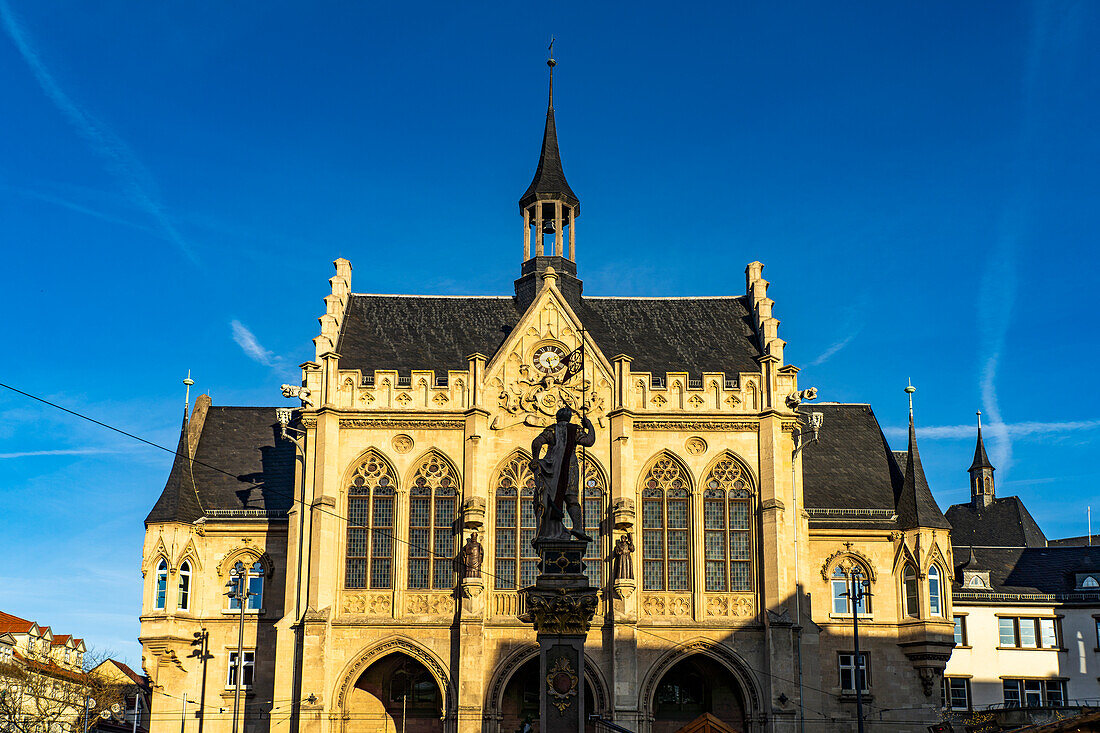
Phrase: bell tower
[
  {"left": 516, "top": 43, "right": 583, "bottom": 310},
  {"left": 969, "top": 410, "right": 995, "bottom": 508}
]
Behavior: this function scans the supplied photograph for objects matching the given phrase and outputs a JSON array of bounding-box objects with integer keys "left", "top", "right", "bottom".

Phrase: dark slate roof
[
  {"left": 146, "top": 413, "right": 203, "bottom": 524},
  {"left": 336, "top": 294, "right": 763, "bottom": 379},
  {"left": 146, "top": 407, "right": 294, "bottom": 523},
  {"left": 799, "top": 404, "right": 902, "bottom": 513},
  {"left": 953, "top": 546, "right": 1100, "bottom": 594},
  {"left": 519, "top": 79, "right": 579, "bottom": 211},
  {"left": 896, "top": 415, "right": 951, "bottom": 530},
  {"left": 969, "top": 426, "right": 994, "bottom": 472},
  {"left": 1049, "top": 535, "right": 1099, "bottom": 547},
  {"left": 945, "top": 496, "right": 1047, "bottom": 548}
]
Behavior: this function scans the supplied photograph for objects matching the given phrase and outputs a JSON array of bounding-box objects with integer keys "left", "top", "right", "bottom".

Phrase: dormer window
[
  {"left": 969, "top": 576, "right": 985, "bottom": 588},
  {"left": 1083, "top": 576, "right": 1099, "bottom": 589}
]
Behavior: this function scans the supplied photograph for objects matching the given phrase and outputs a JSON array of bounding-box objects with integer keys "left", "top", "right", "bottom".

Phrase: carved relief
[
  {"left": 490, "top": 368, "right": 608, "bottom": 430},
  {"left": 341, "top": 592, "right": 392, "bottom": 615},
  {"left": 636, "top": 420, "right": 758, "bottom": 432},
  {"left": 685, "top": 436, "right": 708, "bottom": 455},
  {"left": 642, "top": 594, "right": 691, "bottom": 617},
  {"left": 339, "top": 418, "right": 464, "bottom": 430},
  {"left": 391, "top": 434, "right": 414, "bottom": 454},
  {"left": 405, "top": 593, "right": 453, "bottom": 616},
  {"left": 546, "top": 655, "right": 579, "bottom": 715},
  {"left": 704, "top": 595, "right": 754, "bottom": 618}
]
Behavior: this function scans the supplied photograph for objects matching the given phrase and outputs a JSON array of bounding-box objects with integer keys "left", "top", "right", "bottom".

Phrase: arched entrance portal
[
  {"left": 651, "top": 655, "right": 746, "bottom": 733},
  {"left": 500, "top": 658, "right": 597, "bottom": 733},
  {"left": 345, "top": 652, "right": 444, "bottom": 733}
]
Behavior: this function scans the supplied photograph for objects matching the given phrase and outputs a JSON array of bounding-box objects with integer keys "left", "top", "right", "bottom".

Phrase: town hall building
[{"left": 138, "top": 62, "right": 958, "bottom": 733}]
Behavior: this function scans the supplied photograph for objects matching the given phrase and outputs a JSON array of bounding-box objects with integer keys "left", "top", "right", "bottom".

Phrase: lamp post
[
  {"left": 224, "top": 561, "right": 262, "bottom": 733},
  {"left": 840, "top": 544, "right": 870, "bottom": 733},
  {"left": 82, "top": 696, "right": 96, "bottom": 733}
]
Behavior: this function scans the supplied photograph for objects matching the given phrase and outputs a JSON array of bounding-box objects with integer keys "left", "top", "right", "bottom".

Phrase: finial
[
  {"left": 183, "top": 370, "right": 195, "bottom": 411},
  {"left": 976, "top": 410, "right": 983, "bottom": 430},
  {"left": 904, "top": 379, "right": 915, "bottom": 416},
  {"left": 547, "top": 36, "right": 556, "bottom": 109}
]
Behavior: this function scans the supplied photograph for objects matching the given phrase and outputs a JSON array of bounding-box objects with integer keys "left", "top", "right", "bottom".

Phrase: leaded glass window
[
  {"left": 346, "top": 452, "right": 396, "bottom": 589},
  {"left": 701, "top": 454, "right": 753, "bottom": 592},
  {"left": 578, "top": 461, "right": 606, "bottom": 588},
  {"left": 641, "top": 454, "right": 691, "bottom": 591},
  {"left": 494, "top": 453, "right": 538, "bottom": 590},
  {"left": 408, "top": 452, "right": 459, "bottom": 590}
]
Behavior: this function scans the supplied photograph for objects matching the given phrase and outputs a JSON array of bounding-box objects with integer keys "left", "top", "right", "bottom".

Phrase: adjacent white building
[{"left": 941, "top": 424, "right": 1100, "bottom": 728}]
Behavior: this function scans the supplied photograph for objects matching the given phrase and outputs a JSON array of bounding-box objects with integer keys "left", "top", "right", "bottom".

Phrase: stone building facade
[{"left": 139, "top": 69, "right": 958, "bottom": 733}]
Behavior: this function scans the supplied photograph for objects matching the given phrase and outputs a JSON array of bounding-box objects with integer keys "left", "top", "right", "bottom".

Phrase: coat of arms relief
[{"left": 487, "top": 298, "right": 612, "bottom": 430}]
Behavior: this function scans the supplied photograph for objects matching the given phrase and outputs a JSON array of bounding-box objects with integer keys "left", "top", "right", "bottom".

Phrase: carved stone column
[{"left": 521, "top": 539, "right": 599, "bottom": 733}]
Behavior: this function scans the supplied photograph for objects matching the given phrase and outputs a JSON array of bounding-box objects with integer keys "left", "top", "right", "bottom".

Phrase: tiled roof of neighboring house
[
  {"left": 12, "top": 650, "right": 86, "bottom": 683},
  {"left": 945, "top": 496, "right": 1047, "bottom": 548},
  {"left": 954, "top": 545, "right": 1100, "bottom": 595},
  {"left": 146, "top": 406, "right": 295, "bottom": 524},
  {"left": 0, "top": 611, "right": 35, "bottom": 634},
  {"left": 1047, "top": 535, "right": 1097, "bottom": 547},
  {"left": 51, "top": 635, "right": 70, "bottom": 646},
  {"left": 335, "top": 294, "right": 763, "bottom": 380}
]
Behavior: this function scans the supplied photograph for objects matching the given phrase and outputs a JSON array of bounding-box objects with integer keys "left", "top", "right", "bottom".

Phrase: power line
[{"left": 2, "top": 382, "right": 946, "bottom": 726}]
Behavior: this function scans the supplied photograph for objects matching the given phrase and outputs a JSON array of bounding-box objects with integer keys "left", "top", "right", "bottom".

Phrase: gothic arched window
[
  {"left": 346, "top": 452, "right": 397, "bottom": 589},
  {"left": 154, "top": 559, "right": 168, "bottom": 610},
  {"left": 641, "top": 454, "right": 691, "bottom": 591},
  {"left": 408, "top": 452, "right": 459, "bottom": 590},
  {"left": 580, "top": 461, "right": 606, "bottom": 588},
  {"left": 702, "top": 455, "right": 753, "bottom": 592},
  {"left": 494, "top": 453, "right": 538, "bottom": 590},
  {"left": 928, "top": 565, "right": 943, "bottom": 617},
  {"left": 178, "top": 560, "right": 192, "bottom": 611},
  {"left": 903, "top": 565, "right": 920, "bottom": 618},
  {"left": 1084, "top": 576, "right": 1099, "bottom": 589}
]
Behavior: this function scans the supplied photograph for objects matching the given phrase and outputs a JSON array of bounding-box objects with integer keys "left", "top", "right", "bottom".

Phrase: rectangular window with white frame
[
  {"left": 1002, "top": 679, "right": 1066, "bottom": 707},
  {"left": 942, "top": 677, "right": 970, "bottom": 711},
  {"left": 838, "top": 652, "right": 869, "bottom": 693},
  {"left": 226, "top": 651, "right": 255, "bottom": 688},
  {"left": 953, "top": 615, "right": 967, "bottom": 646},
  {"left": 997, "top": 617, "right": 1061, "bottom": 649}
]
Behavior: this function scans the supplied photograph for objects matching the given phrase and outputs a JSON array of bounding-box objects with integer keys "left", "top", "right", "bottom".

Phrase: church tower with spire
[
  {"left": 969, "top": 411, "right": 995, "bottom": 508},
  {"left": 515, "top": 44, "right": 583, "bottom": 310}
]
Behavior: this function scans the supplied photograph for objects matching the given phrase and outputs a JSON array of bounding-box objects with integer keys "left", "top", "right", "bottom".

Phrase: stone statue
[
  {"left": 458, "top": 532, "right": 483, "bottom": 579},
  {"left": 613, "top": 533, "right": 635, "bottom": 581},
  {"left": 530, "top": 406, "right": 595, "bottom": 543}
]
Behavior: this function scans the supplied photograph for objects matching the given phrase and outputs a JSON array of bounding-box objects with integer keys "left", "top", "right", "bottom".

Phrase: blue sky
[{"left": 0, "top": 1, "right": 1097, "bottom": 666}]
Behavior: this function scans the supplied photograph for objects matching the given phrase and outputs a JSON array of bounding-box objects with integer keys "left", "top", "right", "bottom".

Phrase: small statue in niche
[
  {"left": 458, "top": 532, "right": 483, "bottom": 580},
  {"left": 613, "top": 533, "right": 635, "bottom": 581}
]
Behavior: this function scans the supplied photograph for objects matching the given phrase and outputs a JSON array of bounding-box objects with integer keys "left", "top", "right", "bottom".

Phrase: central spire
[{"left": 519, "top": 42, "right": 580, "bottom": 268}]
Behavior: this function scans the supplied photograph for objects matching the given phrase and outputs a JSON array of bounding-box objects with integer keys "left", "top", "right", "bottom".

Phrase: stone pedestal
[{"left": 521, "top": 538, "right": 599, "bottom": 733}]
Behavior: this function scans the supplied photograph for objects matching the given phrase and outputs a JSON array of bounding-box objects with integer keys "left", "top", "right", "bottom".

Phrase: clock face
[{"left": 533, "top": 343, "right": 568, "bottom": 373}]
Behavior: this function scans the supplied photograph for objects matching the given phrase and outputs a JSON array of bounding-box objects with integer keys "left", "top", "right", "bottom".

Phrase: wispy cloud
[
  {"left": 0, "top": 1, "right": 196, "bottom": 263},
  {"left": 884, "top": 420, "right": 1100, "bottom": 441},
  {"left": 810, "top": 330, "right": 859, "bottom": 366},
  {"left": 231, "top": 320, "right": 277, "bottom": 366},
  {"left": 0, "top": 447, "right": 126, "bottom": 459},
  {"left": 0, "top": 183, "right": 160, "bottom": 237}
]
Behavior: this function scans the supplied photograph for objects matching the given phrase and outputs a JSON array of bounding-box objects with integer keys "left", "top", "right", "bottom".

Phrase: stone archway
[
  {"left": 344, "top": 652, "right": 444, "bottom": 733},
  {"left": 641, "top": 643, "right": 761, "bottom": 733}
]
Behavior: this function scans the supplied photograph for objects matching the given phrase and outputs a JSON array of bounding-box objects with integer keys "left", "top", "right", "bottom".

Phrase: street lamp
[
  {"left": 224, "top": 561, "right": 262, "bottom": 733},
  {"left": 840, "top": 545, "right": 871, "bottom": 733}
]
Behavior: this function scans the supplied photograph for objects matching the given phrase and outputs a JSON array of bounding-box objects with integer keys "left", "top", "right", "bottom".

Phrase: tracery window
[
  {"left": 346, "top": 452, "right": 397, "bottom": 589},
  {"left": 408, "top": 452, "right": 459, "bottom": 590},
  {"left": 831, "top": 564, "right": 869, "bottom": 614},
  {"left": 578, "top": 461, "right": 606, "bottom": 588},
  {"left": 154, "top": 559, "right": 168, "bottom": 610},
  {"left": 701, "top": 455, "right": 753, "bottom": 592},
  {"left": 494, "top": 452, "right": 538, "bottom": 590},
  {"left": 178, "top": 560, "right": 191, "bottom": 611},
  {"left": 928, "top": 565, "right": 943, "bottom": 616},
  {"left": 641, "top": 454, "right": 691, "bottom": 591}
]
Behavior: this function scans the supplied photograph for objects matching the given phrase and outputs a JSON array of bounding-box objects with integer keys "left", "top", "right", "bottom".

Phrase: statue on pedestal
[
  {"left": 458, "top": 532, "right": 482, "bottom": 580},
  {"left": 613, "top": 533, "right": 635, "bottom": 581},
  {"left": 529, "top": 406, "right": 595, "bottom": 543}
]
